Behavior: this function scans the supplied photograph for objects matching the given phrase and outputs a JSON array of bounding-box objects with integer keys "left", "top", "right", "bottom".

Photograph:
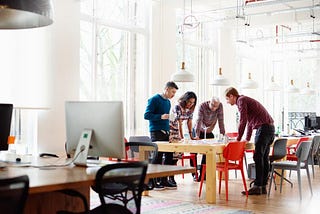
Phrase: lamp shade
[
  {"left": 210, "top": 67, "right": 230, "bottom": 86},
  {"left": 171, "top": 62, "right": 195, "bottom": 82},
  {"left": 301, "top": 82, "right": 316, "bottom": 95},
  {"left": 265, "top": 76, "right": 281, "bottom": 91},
  {"left": 240, "top": 72, "right": 258, "bottom": 89},
  {"left": 286, "top": 79, "right": 300, "bottom": 93},
  {"left": 0, "top": 0, "right": 53, "bottom": 29}
]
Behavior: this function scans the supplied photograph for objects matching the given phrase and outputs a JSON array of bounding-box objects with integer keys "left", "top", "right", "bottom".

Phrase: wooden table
[
  {"left": 0, "top": 159, "right": 195, "bottom": 214},
  {"left": 154, "top": 140, "right": 225, "bottom": 204}
]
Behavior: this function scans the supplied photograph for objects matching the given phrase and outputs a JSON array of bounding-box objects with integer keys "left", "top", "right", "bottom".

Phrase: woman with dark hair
[
  {"left": 169, "top": 91, "right": 197, "bottom": 183},
  {"left": 170, "top": 91, "right": 197, "bottom": 142}
]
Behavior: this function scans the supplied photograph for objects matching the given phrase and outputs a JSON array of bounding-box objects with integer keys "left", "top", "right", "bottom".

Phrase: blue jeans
[{"left": 253, "top": 124, "right": 275, "bottom": 187}]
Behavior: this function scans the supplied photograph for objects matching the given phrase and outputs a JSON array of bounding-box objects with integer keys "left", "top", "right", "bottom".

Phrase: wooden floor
[{"left": 148, "top": 161, "right": 320, "bottom": 214}]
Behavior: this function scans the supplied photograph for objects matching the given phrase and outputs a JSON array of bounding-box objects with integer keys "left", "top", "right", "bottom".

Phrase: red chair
[
  {"left": 286, "top": 137, "right": 309, "bottom": 161},
  {"left": 198, "top": 141, "right": 248, "bottom": 201},
  {"left": 226, "top": 132, "right": 238, "bottom": 140},
  {"left": 180, "top": 153, "right": 198, "bottom": 180}
]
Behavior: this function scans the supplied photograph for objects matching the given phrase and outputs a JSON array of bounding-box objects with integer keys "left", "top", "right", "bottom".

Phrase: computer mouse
[{"left": 39, "top": 153, "right": 59, "bottom": 158}]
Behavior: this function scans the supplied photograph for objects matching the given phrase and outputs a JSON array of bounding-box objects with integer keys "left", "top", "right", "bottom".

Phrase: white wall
[
  {"left": 150, "top": 0, "right": 178, "bottom": 95},
  {"left": 37, "top": 0, "right": 80, "bottom": 154}
]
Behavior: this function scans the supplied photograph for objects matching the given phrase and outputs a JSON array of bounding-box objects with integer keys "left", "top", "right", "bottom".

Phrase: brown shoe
[{"left": 242, "top": 186, "right": 262, "bottom": 195}]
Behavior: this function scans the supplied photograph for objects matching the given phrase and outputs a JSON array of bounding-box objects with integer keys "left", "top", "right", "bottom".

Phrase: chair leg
[
  {"left": 244, "top": 152, "right": 248, "bottom": 176},
  {"left": 198, "top": 164, "right": 206, "bottom": 197},
  {"left": 297, "top": 169, "right": 302, "bottom": 200},
  {"left": 181, "top": 158, "right": 185, "bottom": 179},
  {"left": 268, "top": 167, "right": 274, "bottom": 197},
  {"left": 191, "top": 155, "right": 198, "bottom": 180},
  {"left": 280, "top": 169, "right": 284, "bottom": 193},
  {"left": 306, "top": 165, "right": 313, "bottom": 196},
  {"left": 225, "top": 170, "right": 229, "bottom": 201},
  {"left": 311, "top": 155, "right": 315, "bottom": 179},
  {"left": 218, "top": 171, "right": 222, "bottom": 194},
  {"left": 274, "top": 171, "right": 293, "bottom": 188},
  {"left": 240, "top": 168, "right": 248, "bottom": 197}
]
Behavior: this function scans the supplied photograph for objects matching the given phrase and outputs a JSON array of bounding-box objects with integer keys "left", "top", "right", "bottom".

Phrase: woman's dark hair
[{"left": 178, "top": 91, "right": 197, "bottom": 111}]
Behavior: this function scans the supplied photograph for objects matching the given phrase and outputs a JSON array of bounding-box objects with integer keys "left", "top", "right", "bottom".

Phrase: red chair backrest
[
  {"left": 223, "top": 141, "right": 246, "bottom": 163},
  {"left": 297, "top": 137, "right": 309, "bottom": 145},
  {"left": 294, "top": 137, "right": 309, "bottom": 151},
  {"left": 226, "top": 132, "right": 238, "bottom": 138}
]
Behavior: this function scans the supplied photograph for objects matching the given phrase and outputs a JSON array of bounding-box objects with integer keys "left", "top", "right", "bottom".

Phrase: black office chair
[
  {"left": 0, "top": 175, "right": 29, "bottom": 214},
  {"left": 268, "top": 140, "right": 313, "bottom": 200},
  {"left": 57, "top": 161, "right": 148, "bottom": 214},
  {"left": 91, "top": 141, "right": 157, "bottom": 208}
]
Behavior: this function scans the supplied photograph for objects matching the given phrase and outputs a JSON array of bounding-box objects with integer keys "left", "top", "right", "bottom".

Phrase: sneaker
[
  {"left": 169, "top": 176, "right": 177, "bottom": 185},
  {"left": 242, "top": 186, "right": 262, "bottom": 195},
  {"left": 153, "top": 183, "right": 165, "bottom": 191},
  {"left": 161, "top": 180, "right": 177, "bottom": 190}
]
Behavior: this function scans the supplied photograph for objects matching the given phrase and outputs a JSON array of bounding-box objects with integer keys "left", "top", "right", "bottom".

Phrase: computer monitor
[
  {"left": 0, "top": 104, "right": 13, "bottom": 151},
  {"left": 304, "top": 115, "right": 318, "bottom": 131},
  {"left": 65, "top": 101, "right": 125, "bottom": 161}
]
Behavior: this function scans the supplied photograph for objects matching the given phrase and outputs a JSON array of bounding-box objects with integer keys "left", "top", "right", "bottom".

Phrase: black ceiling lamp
[{"left": 0, "top": 0, "right": 53, "bottom": 29}]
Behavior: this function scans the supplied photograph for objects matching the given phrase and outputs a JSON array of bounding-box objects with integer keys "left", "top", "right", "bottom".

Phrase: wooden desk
[
  {"left": 154, "top": 141, "right": 225, "bottom": 204},
  {"left": 0, "top": 160, "right": 194, "bottom": 214}
]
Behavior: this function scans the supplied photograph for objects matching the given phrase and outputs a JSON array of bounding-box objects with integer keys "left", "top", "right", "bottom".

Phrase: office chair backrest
[
  {"left": 129, "top": 136, "right": 152, "bottom": 142},
  {"left": 296, "top": 140, "right": 312, "bottom": 164},
  {"left": 272, "top": 138, "right": 288, "bottom": 158},
  {"left": 223, "top": 141, "right": 245, "bottom": 163},
  {"left": 128, "top": 136, "right": 152, "bottom": 153},
  {"left": 311, "top": 135, "right": 320, "bottom": 155},
  {"left": 126, "top": 141, "right": 158, "bottom": 163},
  {"left": 94, "top": 161, "right": 148, "bottom": 214},
  {"left": 0, "top": 103, "right": 13, "bottom": 151},
  {"left": 0, "top": 175, "right": 29, "bottom": 214}
]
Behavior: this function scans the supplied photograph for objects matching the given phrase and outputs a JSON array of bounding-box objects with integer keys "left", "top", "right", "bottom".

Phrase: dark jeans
[
  {"left": 150, "top": 130, "right": 174, "bottom": 165},
  {"left": 253, "top": 124, "right": 275, "bottom": 187},
  {"left": 150, "top": 130, "right": 174, "bottom": 183}
]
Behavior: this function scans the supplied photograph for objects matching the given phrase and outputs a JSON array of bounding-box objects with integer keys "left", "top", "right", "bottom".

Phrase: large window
[
  {"left": 80, "top": 0, "right": 150, "bottom": 136},
  {"left": 236, "top": 25, "right": 320, "bottom": 131},
  {"left": 175, "top": 16, "right": 217, "bottom": 104}
]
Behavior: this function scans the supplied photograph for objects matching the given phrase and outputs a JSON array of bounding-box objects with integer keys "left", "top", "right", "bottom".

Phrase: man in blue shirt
[{"left": 144, "top": 81, "right": 178, "bottom": 190}]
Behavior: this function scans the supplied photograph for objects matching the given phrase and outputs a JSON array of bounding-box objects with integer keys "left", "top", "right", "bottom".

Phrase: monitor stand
[{"left": 74, "top": 129, "right": 92, "bottom": 166}]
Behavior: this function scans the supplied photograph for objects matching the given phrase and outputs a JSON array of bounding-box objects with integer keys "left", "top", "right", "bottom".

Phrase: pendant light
[
  {"left": 301, "top": 82, "right": 316, "bottom": 95},
  {"left": 0, "top": 0, "right": 53, "bottom": 29},
  {"left": 171, "top": 0, "right": 194, "bottom": 82},
  {"left": 240, "top": 72, "right": 258, "bottom": 89},
  {"left": 266, "top": 76, "right": 281, "bottom": 91},
  {"left": 286, "top": 79, "right": 300, "bottom": 93},
  {"left": 210, "top": 67, "right": 230, "bottom": 86},
  {"left": 171, "top": 62, "right": 195, "bottom": 82}
]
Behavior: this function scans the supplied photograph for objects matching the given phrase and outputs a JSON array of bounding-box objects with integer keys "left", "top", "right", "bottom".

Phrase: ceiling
[{"left": 178, "top": 0, "right": 320, "bottom": 57}]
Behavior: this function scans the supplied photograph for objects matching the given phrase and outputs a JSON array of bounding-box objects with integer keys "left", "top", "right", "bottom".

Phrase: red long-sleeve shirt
[{"left": 236, "top": 95, "right": 274, "bottom": 141}]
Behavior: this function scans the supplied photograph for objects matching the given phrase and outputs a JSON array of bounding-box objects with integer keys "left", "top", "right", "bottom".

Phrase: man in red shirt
[{"left": 225, "top": 87, "right": 275, "bottom": 195}]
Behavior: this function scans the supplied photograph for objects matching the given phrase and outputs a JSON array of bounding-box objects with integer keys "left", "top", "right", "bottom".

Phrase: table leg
[{"left": 206, "top": 151, "right": 216, "bottom": 203}]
